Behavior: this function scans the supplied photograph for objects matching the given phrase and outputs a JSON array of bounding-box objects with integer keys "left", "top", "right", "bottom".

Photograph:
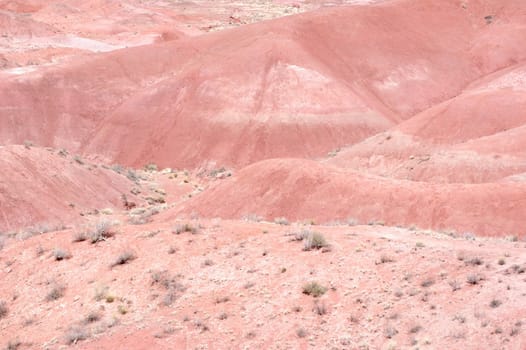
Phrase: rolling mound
[
  {"left": 325, "top": 61, "right": 526, "bottom": 183},
  {"left": 397, "top": 90, "right": 526, "bottom": 144},
  {"left": 1, "top": 0, "right": 526, "bottom": 168},
  {"left": 178, "top": 158, "right": 526, "bottom": 236},
  {"left": 0, "top": 145, "right": 139, "bottom": 232}
]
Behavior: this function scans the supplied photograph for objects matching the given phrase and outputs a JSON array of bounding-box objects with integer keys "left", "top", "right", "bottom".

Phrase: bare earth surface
[{"left": 0, "top": 0, "right": 525, "bottom": 349}]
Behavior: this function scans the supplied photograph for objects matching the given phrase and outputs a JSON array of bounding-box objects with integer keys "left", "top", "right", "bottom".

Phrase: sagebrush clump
[
  {"left": 467, "top": 273, "right": 483, "bottom": 285},
  {"left": 53, "top": 248, "right": 71, "bottom": 261},
  {"left": 111, "top": 251, "right": 136, "bottom": 267},
  {"left": 293, "top": 230, "right": 329, "bottom": 251},
  {"left": 302, "top": 282, "right": 327, "bottom": 297},
  {"left": 302, "top": 231, "right": 328, "bottom": 251},
  {"left": 90, "top": 219, "right": 116, "bottom": 243}
]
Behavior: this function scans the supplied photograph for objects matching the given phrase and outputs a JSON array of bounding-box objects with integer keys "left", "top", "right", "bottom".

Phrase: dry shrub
[
  {"left": 173, "top": 223, "right": 199, "bottom": 235},
  {"left": 302, "top": 282, "right": 327, "bottom": 297},
  {"left": 111, "top": 251, "right": 136, "bottom": 267}
]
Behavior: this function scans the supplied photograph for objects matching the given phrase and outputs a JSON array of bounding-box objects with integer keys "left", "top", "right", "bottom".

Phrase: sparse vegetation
[
  {"left": 46, "top": 284, "right": 66, "bottom": 301},
  {"left": 118, "top": 305, "right": 128, "bottom": 314},
  {"left": 421, "top": 278, "right": 435, "bottom": 288},
  {"left": 493, "top": 327, "right": 503, "bottom": 334},
  {"left": 246, "top": 331, "right": 256, "bottom": 339},
  {"left": 23, "top": 140, "right": 33, "bottom": 149},
  {"left": 0, "top": 123, "right": 519, "bottom": 344},
  {"left": 209, "top": 167, "right": 231, "bottom": 178},
  {"left": 215, "top": 296, "right": 230, "bottom": 304},
  {"left": 110, "top": 164, "right": 125, "bottom": 174},
  {"left": 302, "top": 282, "right": 327, "bottom": 297},
  {"left": 506, "top": 235, "right": 518, "bottom": 242},
  {"left": 144, "top": 163, "right": 158, "bottom": 172},
  {"left": 145, "top": 195, "right": 166, "bottom": 205},
  {"left": 296, "top": 328, "right": 307, "bottom": 338},
  {"left": 302, "top": 231, "right": 328, "bottom": 251},
  {"left": 173, "top": 223, "right": 199, "bottom": 235},
  {"left": 292, "top": 230, "right": 329, "bottom": 251},
  {"left": 84, "top": 311, "right": 101, "bottom": 324},
  {"left": 467, "top": 274, "right": 483, "bottom": 285},
  {"left": 449, "top": 280, "right": 462, "bottom": 291},
  {"left": 35, "top": 245, "right": 45, "bottom": 256},
  {"left": 466, "top": 257, "right": 483, "bottom": 266},
  {"left": 22, "top": 222, "right": 66, "bottom": 238},
  {"left": 73, "top": 155, "right": 84, "bottom": 164},
  {"left": 65, "top": 326, "right": 89, "bottom": 344},
  {"left": 58, "top": 148, "right": 68, "bottom": 157},
  {"left": 489, "top": 299, "right": 502, "bottom": 308},
  {"left": 274, "top": 217, "right": 290, "bottom": 225},
  {"left": 94, "top": 286, "right": 110, "bottom": 301},
  {"left": 484, "top": 14, "right": 494, "bottom": 24},
  {"left": 368, "top": 219, "right": 385, "bottom": 226},
  {"left": 5, "top": 340, "right": 21, "bottom": 350},
  {"left": 150, "top": 270, "right": 186, "bottom": 307},
  {"left": 377, "top": 254, "right": 395, "bottom": 264},
  {"left": 53, "top": 248, "right": 71, "bottom": 261},
  {"left": 111, "top": 251, "right": 136, "bottom": 267},
  {"left": 241, "top": 214, "right": 263, "bottom": 222},
  {"left": 89, "top": 219, "right": 116, "bottom": 243},
  {"left": 127, "top": 169, "right": 139, "bottom": 182},
  {"left": 100, "top": 208, "right": 113, "bottom": 215},
  {"left": 194, "top": 319, "right": 209, "bottom": 332},
  {"left": 507, "top": 264, "right": 525, "bottom": 274},
  {"left": 128, "top": 206, "right": 162, "bottom": 225},
  {"left": 409, "top": 325, "right": 422, "bottom": 334},
  {"left": 385, "top": 325, "right": 398, "bottom": 339},
  {"left": 510, "top": 324, "right": 521, "bottom": 336},
  {"left": 72, "top": 231, "right": 88, "bottom": 242},
  {"left": 453, "top": 314, "right": 466, "bottom": 324},
  {"left": 0, "top": 301, "right": 8, "bottom": 319}
]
